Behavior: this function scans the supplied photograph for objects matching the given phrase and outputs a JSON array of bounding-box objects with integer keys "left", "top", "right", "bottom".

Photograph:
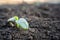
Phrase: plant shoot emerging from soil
[{"left": 8, "top": 16, "right": 29, "bottom": 30}]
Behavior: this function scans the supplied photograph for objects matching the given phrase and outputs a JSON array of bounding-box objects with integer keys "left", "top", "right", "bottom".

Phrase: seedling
[{"left": 8, "top": 16, "right": 29, "bottom": 30}]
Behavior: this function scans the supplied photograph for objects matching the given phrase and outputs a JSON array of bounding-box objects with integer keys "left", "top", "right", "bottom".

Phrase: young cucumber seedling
[{"left": 8, "top": 16, "right": 29, "bottom": 30}]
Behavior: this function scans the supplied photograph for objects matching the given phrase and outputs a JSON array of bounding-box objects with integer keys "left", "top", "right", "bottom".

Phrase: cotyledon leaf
[
  {"left": 8, "top": 16, "right": 19, "bottom": 22},
  {"left": 16, "top": 18, "right": 29, "bottom": 30}
]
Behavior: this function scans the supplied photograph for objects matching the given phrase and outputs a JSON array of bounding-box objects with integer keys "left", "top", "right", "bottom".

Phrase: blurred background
[{"left": 0, "top": 0, "right": 60, "bottom": 5}]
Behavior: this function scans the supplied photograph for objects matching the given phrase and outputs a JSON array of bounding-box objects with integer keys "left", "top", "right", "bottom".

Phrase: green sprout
[{"left": 8, "top": 16, "right": 29, "bottom": 30}]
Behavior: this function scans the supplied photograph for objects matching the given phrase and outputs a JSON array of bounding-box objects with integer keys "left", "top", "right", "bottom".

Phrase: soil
[{"left": 0, "top": 3, "right": 60, "bottom": 40}]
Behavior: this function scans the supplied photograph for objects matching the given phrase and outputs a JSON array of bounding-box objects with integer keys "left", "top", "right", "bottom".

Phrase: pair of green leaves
[{"left": 8, "top": 16, "right": 29, "bottom": 30}]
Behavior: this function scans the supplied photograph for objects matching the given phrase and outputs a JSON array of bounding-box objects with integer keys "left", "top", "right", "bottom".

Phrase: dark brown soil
[{"left": 0, "top": 3, "right": 60, "bottom": 40}]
